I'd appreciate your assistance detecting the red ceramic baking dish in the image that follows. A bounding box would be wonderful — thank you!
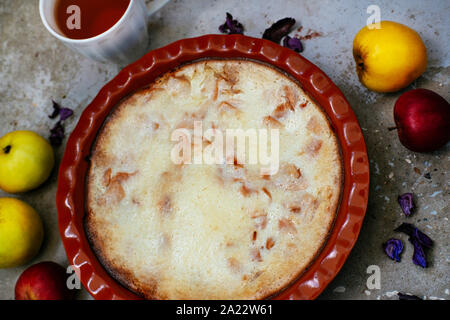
[56,34,369,300]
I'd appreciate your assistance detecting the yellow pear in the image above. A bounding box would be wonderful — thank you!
[0,198,44,268]
[0,131,54,193]
[353,21,427,92]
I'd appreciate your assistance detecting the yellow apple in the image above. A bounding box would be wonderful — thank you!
[353,21,427,92]
[0,198,44,268]
[0,130,54,193]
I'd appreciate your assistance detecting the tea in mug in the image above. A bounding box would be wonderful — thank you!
[55,0,131,39]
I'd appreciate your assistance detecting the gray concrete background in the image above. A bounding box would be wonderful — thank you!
[0,0,448,300]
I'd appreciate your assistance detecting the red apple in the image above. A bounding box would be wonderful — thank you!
[394,88,450,152]
[15,261,75,300]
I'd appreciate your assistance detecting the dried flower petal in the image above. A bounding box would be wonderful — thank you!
[49,121,65,146]
[262,18,295,43]
[409,237,427,268]
[283,35,303,52]
[395,223,433,268]
[218,12,244,35]
[398,292,422,300]
[59,108,74,121]
[394,223,433,248]
[49,100,73,121]
[49,100,61,119]
[382,238,403,262]
[398,193,415,217]
[47,100,73,147]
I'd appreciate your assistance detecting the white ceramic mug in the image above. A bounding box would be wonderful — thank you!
[39,0,169,64]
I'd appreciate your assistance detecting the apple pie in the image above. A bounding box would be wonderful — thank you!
[85,59,342,299]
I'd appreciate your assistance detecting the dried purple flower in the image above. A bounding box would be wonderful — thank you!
[383,238,403,262]
[395,223,433,268]
[49,100,73,121]
[48,100,73,146]
[59,108,74,121]
[262,18,296,44]
[394,223,433,248]
[398,292,422,300]
[218,13,244,35]
[283,35,303,53]
[409,237,428,268]
[397,193,415,217]
[49,121,65,146]
[48,100,61,119]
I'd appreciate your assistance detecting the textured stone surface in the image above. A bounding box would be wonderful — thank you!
[0,0,448,300]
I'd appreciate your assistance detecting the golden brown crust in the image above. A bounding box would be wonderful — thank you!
[85,59,343,300]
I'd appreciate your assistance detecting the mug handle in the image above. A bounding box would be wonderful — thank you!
[146,0,171,17]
